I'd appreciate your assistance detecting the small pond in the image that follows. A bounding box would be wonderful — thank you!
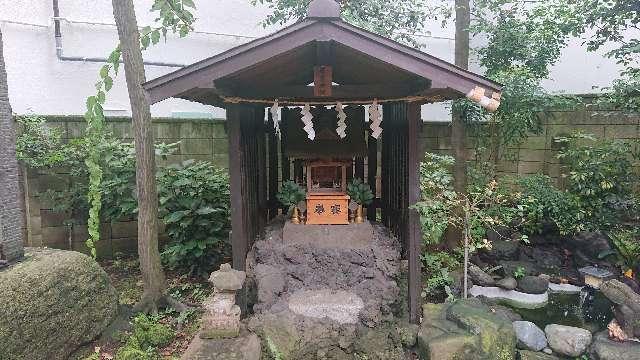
[513,287,613,332]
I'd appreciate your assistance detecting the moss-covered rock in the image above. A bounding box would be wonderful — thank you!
[446,300,517,360]
[0,248,119,360]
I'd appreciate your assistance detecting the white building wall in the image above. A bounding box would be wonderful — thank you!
[0,0,626,122]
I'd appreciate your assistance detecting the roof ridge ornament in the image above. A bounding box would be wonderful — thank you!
[307,0,341,19]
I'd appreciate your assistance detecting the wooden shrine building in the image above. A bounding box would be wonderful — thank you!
[144,0,502,323]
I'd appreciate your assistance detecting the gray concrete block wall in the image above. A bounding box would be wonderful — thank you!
[419,105,640,188]
[22,105,639,257]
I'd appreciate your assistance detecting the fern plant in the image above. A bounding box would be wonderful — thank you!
[347,178,374,205]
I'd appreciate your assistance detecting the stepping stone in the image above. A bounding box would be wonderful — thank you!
[469,285,548,309]
[288,289,364,324]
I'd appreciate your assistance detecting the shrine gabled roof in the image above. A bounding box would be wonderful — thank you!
[143,0,503,110]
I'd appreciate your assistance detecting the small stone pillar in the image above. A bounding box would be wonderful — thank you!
[200,263,246,339]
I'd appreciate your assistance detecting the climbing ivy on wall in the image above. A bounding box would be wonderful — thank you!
[83,0,196,257]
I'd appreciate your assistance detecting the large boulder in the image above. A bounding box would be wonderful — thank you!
[518,276,549,295]
[600,279,640,338]
[544,324,592,357]
[567,232,611,266]
[485,240,520,261]
[589,330,640,360]
[513,321,547,351]
[446,299,517,359]
[468,263,496,286]
[0,248,119,360]
[417,303,480,360]
[496,277,518,290]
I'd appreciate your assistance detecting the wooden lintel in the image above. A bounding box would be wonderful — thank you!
[217,83,426,100]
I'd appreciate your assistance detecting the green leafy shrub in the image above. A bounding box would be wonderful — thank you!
[421,250,460,301]
[346,178,374,205]
[276,180,306,210]
[158,160,231,277]
[413,153,456,246]
[115,314,174,360]
[556,132,637,231]
[514,174,581,235]
[16,115,89,216]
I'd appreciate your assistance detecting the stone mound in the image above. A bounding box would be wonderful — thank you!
[245,219,403,359]
[0,248,119,360]
[247,219,401,326]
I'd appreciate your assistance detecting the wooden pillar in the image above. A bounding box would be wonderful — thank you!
[255,107,268,233]
[227,104,249,271]
[407,102,422,324]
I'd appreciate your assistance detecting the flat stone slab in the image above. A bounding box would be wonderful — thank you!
[548,283,583,294]
[283,222,373,249]
[288,289,364,324]
[469,285,548,309]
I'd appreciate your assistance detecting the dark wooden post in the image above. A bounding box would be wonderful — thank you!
[407,102,422,324]
[227,104,249,271]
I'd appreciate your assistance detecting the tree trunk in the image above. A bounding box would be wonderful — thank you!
[453,0,470,193]
[112,0,170,313]
[445,0,471,249]
[0,27,26,262]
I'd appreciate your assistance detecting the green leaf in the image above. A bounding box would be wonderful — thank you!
[141,35,150,49]
[104,76,114,92]
[86,96,97,110]
[151,29,161,45]
[141,26,152,36]
[182,0,195,8]
[195,206,216,215]
[97,90,105,104]
[99,65,110,79]
[164,210,190,223]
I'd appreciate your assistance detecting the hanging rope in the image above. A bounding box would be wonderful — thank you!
[221,94,441,105]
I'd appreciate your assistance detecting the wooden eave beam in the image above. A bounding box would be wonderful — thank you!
[143,20,502,105]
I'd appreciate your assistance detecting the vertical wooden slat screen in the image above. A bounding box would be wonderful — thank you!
[227,104,269,271]
[380,101,422,323]
[381,102,409,253]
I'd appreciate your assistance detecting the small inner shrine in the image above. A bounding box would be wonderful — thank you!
[283,105,368,225]
[305,160,350,224]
